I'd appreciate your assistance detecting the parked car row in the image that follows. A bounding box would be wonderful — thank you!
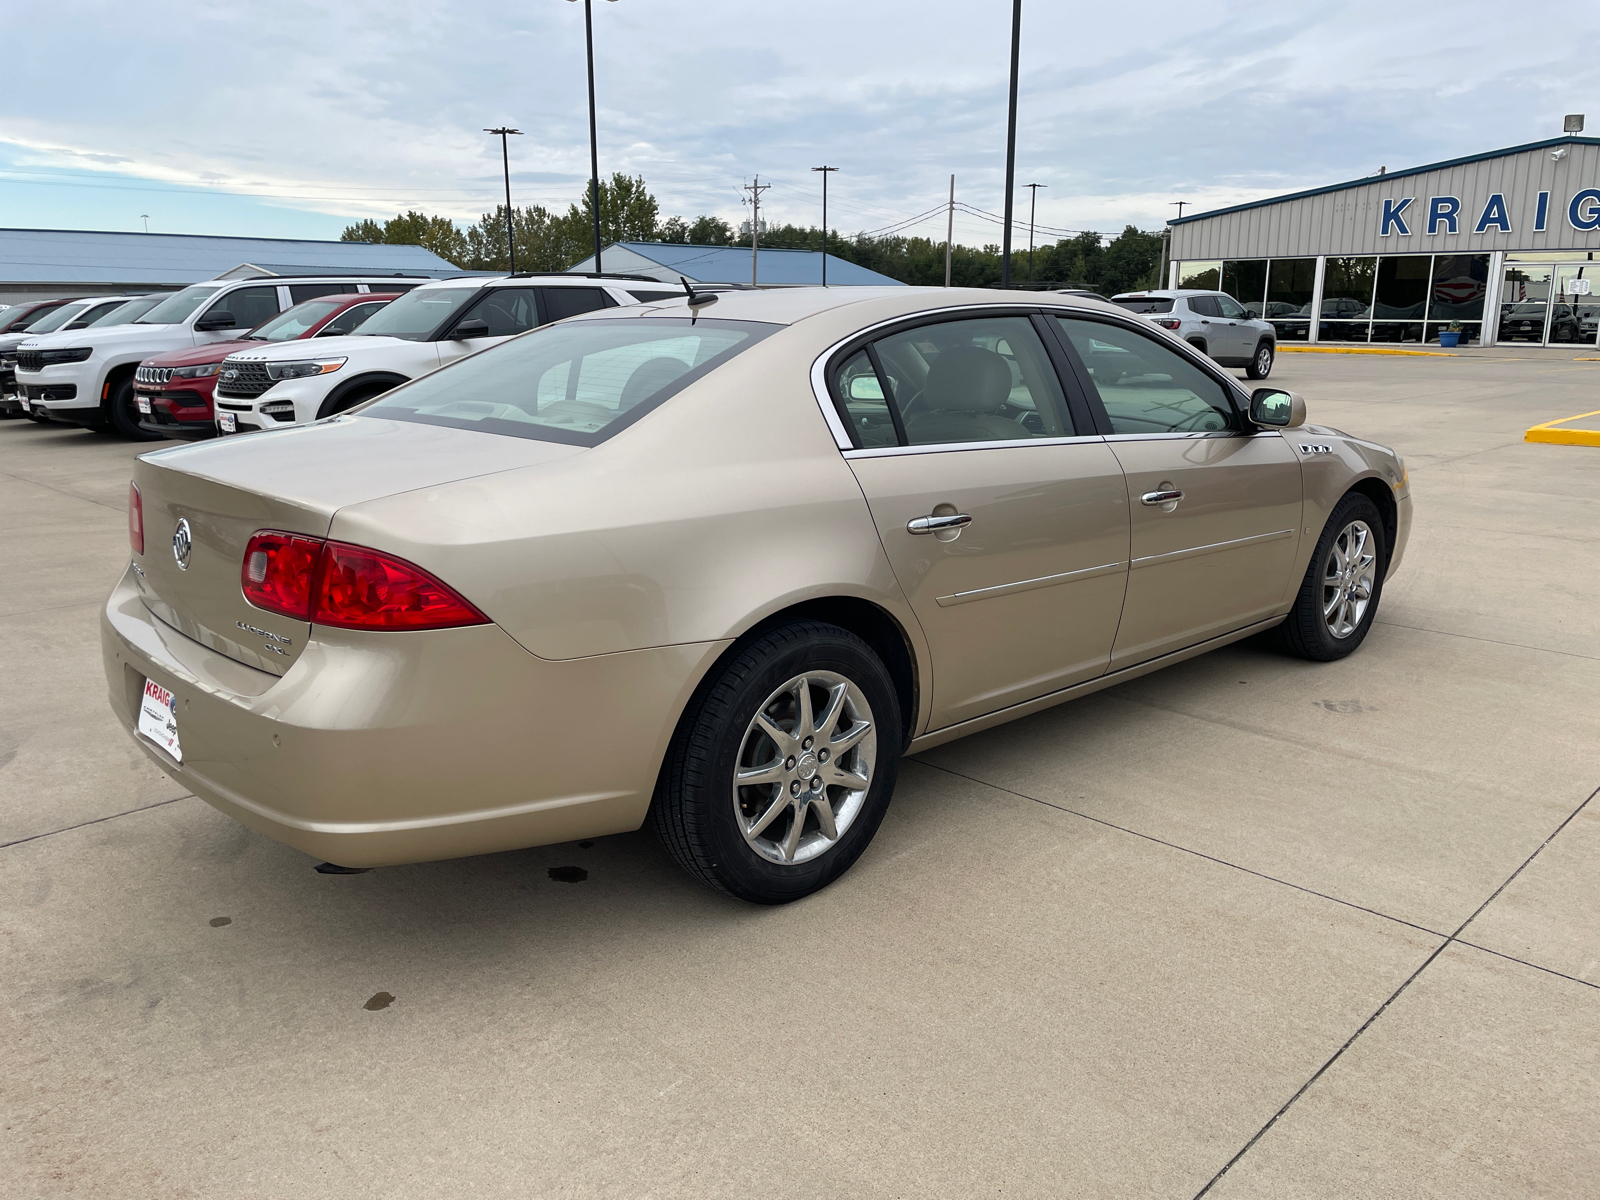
[6,271,684,440]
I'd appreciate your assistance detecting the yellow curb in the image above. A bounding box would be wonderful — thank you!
[1277,345,1456,357]
[1526,409,1600,447]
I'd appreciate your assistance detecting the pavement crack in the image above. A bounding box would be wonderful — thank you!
[1374,620,1600,662]
[1452,939,1600,992]
[1189,780,1599,1198]
[0,794,195,850]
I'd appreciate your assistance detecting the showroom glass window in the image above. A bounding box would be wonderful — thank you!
[1054,318,1236,436]
[1177,261,1221,291]
[1266,259,1315,341]
[1424,254,1489,345]
[1220,260,1268,316]
[1372,257,1430,343]
[1318,258,1377,342]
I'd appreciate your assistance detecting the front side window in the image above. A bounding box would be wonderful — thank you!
[853,315,1073,447]
[364,317,773,446]
[22,300,96,335]
[460,288,539,337]
[1055,318,1236,435]
[349,287,479,341]
[204,286,280,329]
[138,284,225,324]
[1215,294,1248,320]
[319,301,388,337]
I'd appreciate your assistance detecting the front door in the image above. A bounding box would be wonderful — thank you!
[835,314,1131,730]
[1551,265,1600,346]
[1213,293,1255,359]
[1051,315,1304,668]
[1498,264,1551,345]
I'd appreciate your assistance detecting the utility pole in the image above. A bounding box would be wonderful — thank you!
[1170,200,1187,221]
[1000,0,1022,286]
[484,127,523,271]
[1024,182,1046,282]
[140,214,149,234]
[743,176,770,287]
[811,166,838,286]
[945,174,955,287]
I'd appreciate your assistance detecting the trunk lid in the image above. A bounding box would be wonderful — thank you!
[130,416,583,674]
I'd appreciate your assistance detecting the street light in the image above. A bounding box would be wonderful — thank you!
[1000,0,1022,287]
[1024,182,1046,282]
[483,126,522,272]
[811,166,838,286]
[568,0,619,274]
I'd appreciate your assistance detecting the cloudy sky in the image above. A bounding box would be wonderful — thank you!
[3,1,1596,249]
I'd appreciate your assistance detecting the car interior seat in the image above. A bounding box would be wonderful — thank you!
[901,346,1022,443]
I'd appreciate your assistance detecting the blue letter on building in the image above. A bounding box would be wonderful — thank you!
[1380,197,1413,237]
[1474,193,1512,234]
[1535,191,1550,232]
[1569,189,1600,231]
[1427,196,1460,235]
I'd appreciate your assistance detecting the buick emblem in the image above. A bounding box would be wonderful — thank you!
[172,518,193,571]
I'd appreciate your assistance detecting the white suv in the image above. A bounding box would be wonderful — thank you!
[15,275,432,438]
[210,275,674,433]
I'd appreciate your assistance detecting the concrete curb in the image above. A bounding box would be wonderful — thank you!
[1525,409,1600,447]
[1278,346,1456,358]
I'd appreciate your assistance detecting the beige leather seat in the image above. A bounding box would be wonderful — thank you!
[901,347,1022,444]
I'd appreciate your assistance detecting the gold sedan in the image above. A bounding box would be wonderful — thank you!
[103,286,1411,903]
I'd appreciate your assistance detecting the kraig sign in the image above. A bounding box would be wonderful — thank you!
[1380,189,1600,236]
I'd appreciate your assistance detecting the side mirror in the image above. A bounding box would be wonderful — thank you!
[195,311,236,331]
[452,318,491,340]
[1249,387,1307,429]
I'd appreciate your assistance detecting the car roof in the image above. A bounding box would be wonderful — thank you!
[1110,290,1222,300]
[563,285,1125,329]
[405,273,656,295]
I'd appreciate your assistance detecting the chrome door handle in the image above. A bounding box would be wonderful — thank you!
[1141,489,1184,506]
[908,513,973,534]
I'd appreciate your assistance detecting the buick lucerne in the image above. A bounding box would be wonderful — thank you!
[104,287,1411,903]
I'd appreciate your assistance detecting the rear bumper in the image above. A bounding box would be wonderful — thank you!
[101,566,723,866]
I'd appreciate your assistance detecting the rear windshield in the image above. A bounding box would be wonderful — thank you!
[138,284,225,325]
[363,317,775,446]
[88,295,162,327]
[347,287,477,341]
[1111,297,1174,314]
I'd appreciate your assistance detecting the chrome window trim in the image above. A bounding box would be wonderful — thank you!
[842,433,1107,459]
[1098,429,1284,443]
[808,300,1113,452]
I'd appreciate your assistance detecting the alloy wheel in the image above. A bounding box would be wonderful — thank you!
[732,671,876,865]
[1322,519,1376,638]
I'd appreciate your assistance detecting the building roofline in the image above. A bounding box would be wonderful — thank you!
[1169,135,1600,228]
[0,226,431,248]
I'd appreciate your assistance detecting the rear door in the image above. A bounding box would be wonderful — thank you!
[835,313,1130,730]
[1051,315,1303,669]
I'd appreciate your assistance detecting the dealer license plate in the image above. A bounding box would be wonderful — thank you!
[217,411,237,433]
[137,677,182,762]
[136,395,151,414]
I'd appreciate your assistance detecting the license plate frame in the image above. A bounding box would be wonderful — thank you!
[217,411,237,434]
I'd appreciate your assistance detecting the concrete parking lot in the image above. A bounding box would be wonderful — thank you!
[3,347,1597,1199]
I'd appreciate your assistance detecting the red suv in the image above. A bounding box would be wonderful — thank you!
[135,292,401,440]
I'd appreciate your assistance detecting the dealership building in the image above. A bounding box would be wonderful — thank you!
[1167,134,1600,347]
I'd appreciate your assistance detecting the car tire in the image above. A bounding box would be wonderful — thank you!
[1245,341,1275,379]
[104,377,162,441]
[316,382,399,420]
[1272,492,1388,662]
[652,620,902,904]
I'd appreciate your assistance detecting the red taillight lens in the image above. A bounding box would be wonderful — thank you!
[314,541,488,630]
[240,532,488,631]
[128,483,143,554]
[1156,318,1182,330]
[241,530,322,620]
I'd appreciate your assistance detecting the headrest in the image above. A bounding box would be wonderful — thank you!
[923,346,1012,413]
[620,356,690,410]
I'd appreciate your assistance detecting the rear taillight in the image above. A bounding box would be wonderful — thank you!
[1155,318,1182,330]
[128,483,143,554]
[240,531,488,631]
[242,531,322,620]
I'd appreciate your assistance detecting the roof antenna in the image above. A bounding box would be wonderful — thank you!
[681,274,717,323]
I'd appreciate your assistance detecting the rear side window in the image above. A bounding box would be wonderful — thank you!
[540,287,613,322]
[1111,297,1174,314]
[364,317,774,446]
[834,350,899,448]
[1187,295,1222,317]
[628,288,683,303]
[1054,318,1236,435]
[206,286,280,328]
[290,283,357,302]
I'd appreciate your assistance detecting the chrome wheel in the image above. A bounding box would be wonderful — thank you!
[1322,519,1377,639]
[733,671,876,865]
[1255,345,1273,375]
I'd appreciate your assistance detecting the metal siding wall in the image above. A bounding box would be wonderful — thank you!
[1171,144,1600,263]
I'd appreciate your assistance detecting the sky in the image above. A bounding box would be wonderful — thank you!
[2,0,1597,252]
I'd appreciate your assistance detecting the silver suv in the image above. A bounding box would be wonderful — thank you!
[1110,289,1276,379]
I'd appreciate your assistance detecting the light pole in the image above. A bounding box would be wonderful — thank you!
[1024,182,1046,282]
[568,0,618,274]
[811,166,838,285]
[1000,0,1022,287]
[484,127,522,272]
